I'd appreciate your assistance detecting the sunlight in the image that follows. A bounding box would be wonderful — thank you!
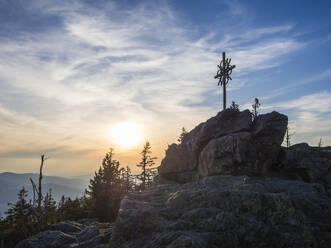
[110,122,143,149]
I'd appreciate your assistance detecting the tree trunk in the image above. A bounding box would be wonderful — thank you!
[38,155,45,209]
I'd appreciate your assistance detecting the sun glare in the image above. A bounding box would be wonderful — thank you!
[110,122,143,149]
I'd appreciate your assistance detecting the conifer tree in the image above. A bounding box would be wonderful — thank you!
[5,187,32,241]
[252,98,260,120]
[43,189,57,225]
[230,101,239,111]
[85,148,124,221]
[177,127,188,143]
[137,141,157,190]
[122,166,134,193]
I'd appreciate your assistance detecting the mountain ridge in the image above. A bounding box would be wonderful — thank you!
[0,172,90,216]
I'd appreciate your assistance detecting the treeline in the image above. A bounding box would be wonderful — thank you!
[0,141,157,247]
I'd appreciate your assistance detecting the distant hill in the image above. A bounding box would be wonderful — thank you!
[0,172,91,216]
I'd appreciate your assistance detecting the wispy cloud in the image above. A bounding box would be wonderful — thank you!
[260,69,331,101]
[264,92,331,135]
[0,0,315,175]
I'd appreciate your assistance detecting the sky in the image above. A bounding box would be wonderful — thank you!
[0,0,331,177]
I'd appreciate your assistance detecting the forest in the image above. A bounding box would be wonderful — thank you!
[0,142,157,247]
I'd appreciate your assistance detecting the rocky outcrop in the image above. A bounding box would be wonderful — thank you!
[249,111,289,174]
[158,109,252,181]
[110,175,331,248]
[15,220,112,248]
[277,143,331,192]
[198,131,251,177]
[159,109,288,182]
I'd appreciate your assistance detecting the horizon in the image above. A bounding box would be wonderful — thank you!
[1,0,331,177]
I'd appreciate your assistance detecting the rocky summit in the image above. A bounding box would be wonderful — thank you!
[110,109,331,248]
[158,109,288,182]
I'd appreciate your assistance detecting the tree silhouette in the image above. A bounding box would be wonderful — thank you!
[43,189,57,225]
[137,141,157,190]
[252,98,260,120]
[85,148,124,221]
[285,127,295,147]
[177,127,188,143]
[122,166,134,193]
[214,52,236,111]
[5,187,32,242]
[230,101,239,111]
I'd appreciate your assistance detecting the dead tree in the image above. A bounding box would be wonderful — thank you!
[29,154,48,230]
[285,127,295,147]
[214,52,236,111]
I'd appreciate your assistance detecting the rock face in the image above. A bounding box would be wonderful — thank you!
[110,175,331,248]
[158,109,253,179]
[159,109,288,182]
[198,131,251,177]
[278,143,331,193]
[110,111,330,247]
[15,220,113,248]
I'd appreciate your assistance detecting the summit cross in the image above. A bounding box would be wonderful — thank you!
[214,52,236,111]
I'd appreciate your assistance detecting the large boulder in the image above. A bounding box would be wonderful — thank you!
[181,109,252,156]
[15,221,113,248]
[158,109,252,181]
[110,176,331,248]
[159,110,287,181]
[15,231,76,248]
[50,221,83,234]
[277,143,331,193]
[248,111,288,174]
[198,132,251,177]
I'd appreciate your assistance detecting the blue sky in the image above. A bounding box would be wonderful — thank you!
[0,0,330,176]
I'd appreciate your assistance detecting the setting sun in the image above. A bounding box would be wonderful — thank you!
[110,122,143,149]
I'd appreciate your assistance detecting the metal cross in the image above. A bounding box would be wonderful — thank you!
[214,52,236,110]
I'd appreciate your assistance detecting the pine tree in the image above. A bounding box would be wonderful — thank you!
[230,101,239,111]
[145,168,158,188]
[103,149,123,221]
[122,166,134,193]
[5,187,33,241]
[252,98,260,121]
[85,148,124,221]
[43,189,57,225]
[177,127,188,143]
[136,141,157,190]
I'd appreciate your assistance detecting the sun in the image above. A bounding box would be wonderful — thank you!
[110,122,143,149]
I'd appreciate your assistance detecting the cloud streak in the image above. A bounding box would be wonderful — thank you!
[264,92,331,134]
[0,0,318,175]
